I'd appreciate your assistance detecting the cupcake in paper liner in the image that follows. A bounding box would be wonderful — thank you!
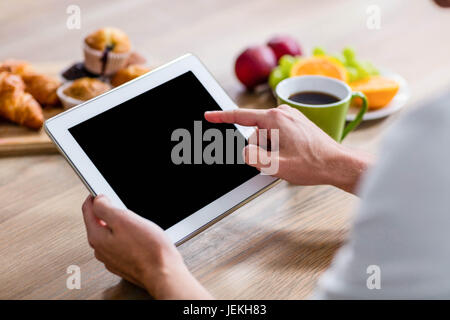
[83,27,131,76]
[57,77,111,109]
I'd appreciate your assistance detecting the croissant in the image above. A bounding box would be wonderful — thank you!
[0,59,34,76]
[0,59,60,106]
[0,72,44,130]
[22,73,60,106]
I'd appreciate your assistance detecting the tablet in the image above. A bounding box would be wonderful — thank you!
[45,54,277,245]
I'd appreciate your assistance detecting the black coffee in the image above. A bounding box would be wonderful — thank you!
[289,91,340,105]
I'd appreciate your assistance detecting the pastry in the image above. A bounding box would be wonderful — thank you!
[125,51,147,67]
[21,73,60,106]
[83,27,131,75]
[0,59,34,76]
[63,77,110,101]
[85,27,131,53]
[58,77,110,109]
[111,64,150,87]
[0,72,44,130]
[0,59,61,107]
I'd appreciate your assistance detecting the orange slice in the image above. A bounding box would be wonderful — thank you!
[290,56,348,82]
[350,76,399,110]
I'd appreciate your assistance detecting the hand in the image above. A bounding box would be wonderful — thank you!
[205,105,373,193]
[82,195,213,299]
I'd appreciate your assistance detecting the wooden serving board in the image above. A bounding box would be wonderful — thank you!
[0,63,67,157]
[0,108,63,156]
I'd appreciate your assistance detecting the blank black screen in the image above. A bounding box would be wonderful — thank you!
[69,71,258,230]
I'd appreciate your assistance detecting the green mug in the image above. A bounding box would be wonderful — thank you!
[275,75,368,142]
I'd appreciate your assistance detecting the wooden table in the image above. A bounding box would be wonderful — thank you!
[1,0,450,299]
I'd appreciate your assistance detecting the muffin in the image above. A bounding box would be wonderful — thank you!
[83,27,131,75]
[111,64,150,87]
[57,77,111,109]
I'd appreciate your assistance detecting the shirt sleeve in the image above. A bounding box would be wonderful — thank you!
[313,92,450,299]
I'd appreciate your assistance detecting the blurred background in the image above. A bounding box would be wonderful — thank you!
[1,0,449,106]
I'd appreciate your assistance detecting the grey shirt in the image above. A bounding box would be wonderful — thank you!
[313,92,450,299]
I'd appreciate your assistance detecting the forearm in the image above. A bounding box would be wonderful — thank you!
[324,145,375,194]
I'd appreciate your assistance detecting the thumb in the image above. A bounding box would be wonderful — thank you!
[92,195,124,227]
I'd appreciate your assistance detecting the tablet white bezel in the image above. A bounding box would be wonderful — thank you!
[45,53,278,245]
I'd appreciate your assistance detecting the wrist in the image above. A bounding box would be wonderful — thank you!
[141,247,183,298]
[142,248,212,299]
[323,145,374,194]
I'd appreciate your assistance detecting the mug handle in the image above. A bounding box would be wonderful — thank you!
[340,91,368,141]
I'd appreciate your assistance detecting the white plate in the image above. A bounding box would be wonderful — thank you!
[346,70,410,121]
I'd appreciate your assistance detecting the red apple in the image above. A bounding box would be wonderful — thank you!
[434,0,450,7]
[234,45,277,90]
[267,35,302,61]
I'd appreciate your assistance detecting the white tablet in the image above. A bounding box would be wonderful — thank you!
[45,54,277,245]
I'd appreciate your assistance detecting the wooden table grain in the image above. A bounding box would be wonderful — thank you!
[1,0,450,299]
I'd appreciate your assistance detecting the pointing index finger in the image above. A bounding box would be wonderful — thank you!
[204,108,268,128]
